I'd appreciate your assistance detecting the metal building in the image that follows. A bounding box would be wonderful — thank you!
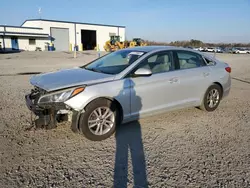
[22,19,126,51]
[0,19,126,52]
[0,25,49,51]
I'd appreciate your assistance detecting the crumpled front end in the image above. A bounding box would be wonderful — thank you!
[25,87,71,129]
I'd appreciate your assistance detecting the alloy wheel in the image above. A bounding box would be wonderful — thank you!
[88,107,115,135]
[207,89,220,108]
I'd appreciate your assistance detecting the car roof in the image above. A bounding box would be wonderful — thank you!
[124,45,193,52]
[122,45,218,61]
[124,45,212,55]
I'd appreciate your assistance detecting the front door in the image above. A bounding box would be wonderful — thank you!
[11,37,19,50]
[127,51,180,118]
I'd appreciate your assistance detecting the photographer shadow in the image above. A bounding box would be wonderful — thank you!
[114,79,148,188]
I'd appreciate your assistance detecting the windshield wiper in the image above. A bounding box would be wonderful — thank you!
[85,67,106,74]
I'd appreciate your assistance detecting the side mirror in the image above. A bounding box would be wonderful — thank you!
[134,68,152,77]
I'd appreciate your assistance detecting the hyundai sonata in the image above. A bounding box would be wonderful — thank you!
[25,46,231,141]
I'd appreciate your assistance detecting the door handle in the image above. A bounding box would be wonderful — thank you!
[169,77,179,83]
[169,79,174,83]
[203,72,210,77]
[173,78,179,82]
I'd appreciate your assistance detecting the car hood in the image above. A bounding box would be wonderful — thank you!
[30,67,115,92]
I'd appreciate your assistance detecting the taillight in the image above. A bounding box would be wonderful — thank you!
[225,67,231,73]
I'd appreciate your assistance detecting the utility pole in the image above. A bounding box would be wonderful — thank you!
[38,8,42,19]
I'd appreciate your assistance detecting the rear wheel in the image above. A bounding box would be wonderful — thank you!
[200,84,222,112]
[79,98,118,141]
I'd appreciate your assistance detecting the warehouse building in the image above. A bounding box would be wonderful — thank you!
[0,19,126,51]
[0,25,49,51]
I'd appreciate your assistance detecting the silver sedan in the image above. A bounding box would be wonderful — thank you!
[25,46,231,141]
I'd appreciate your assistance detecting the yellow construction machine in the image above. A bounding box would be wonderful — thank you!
[129,38,147,47]
[104,37,147,51]
[104,36,127,52]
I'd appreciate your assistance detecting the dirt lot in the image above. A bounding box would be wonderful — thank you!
[0,51,250,188]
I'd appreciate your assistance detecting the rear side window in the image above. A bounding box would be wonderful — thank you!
[204,57,216,66]
[176,51,207,70]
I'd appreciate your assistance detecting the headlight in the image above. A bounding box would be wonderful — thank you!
[38,87,85,104]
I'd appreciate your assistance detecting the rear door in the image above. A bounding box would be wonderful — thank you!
[172,50,212,105]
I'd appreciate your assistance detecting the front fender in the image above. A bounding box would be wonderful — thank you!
[64,79,131,118]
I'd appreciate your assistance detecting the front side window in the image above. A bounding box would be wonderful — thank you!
[132,51,174,75]
[83,50,146,75]
[176,51,206,70]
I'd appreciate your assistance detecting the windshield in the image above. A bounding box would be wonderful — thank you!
[83,50,146,75]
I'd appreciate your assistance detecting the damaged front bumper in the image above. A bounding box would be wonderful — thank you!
[25,94,43,115]
[25,88,72,129]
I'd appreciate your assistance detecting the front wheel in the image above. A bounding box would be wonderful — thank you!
[79,99,118,141]
[200,84,222,112]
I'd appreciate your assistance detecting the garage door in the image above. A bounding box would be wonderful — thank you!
[51,28,69,51]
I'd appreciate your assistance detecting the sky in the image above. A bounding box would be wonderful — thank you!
[0,0,250,43]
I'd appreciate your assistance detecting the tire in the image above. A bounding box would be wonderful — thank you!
[200,84,222,112]
[79,98,118,141]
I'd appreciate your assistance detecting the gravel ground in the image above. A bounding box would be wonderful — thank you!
[0,51,250,188]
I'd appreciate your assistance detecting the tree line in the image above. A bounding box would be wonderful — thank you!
[145,39,250,48]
